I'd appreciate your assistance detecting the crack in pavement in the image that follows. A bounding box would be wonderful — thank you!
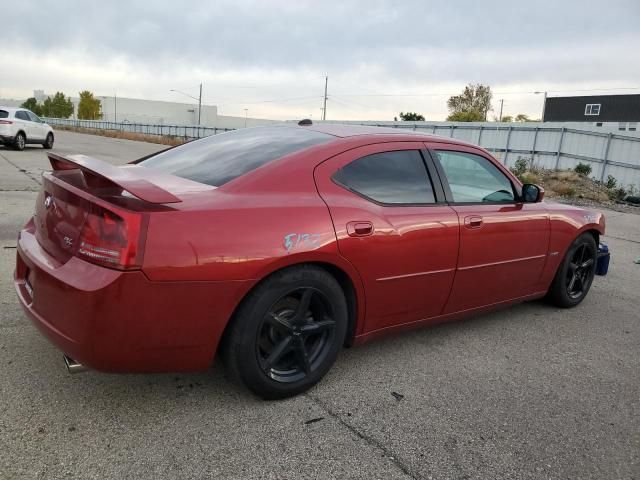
[0,189,39,192]
[0,151,42,186]
[305,393,420,480]
[606,235,640,245]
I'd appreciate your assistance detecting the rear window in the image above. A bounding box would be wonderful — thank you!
[0,110,8,119]
[137,127,333,186]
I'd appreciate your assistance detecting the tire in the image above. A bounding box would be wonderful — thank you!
[14,132,26,151]
[43,133,54,149]
[221,265,348,399]
[547,233,597,308]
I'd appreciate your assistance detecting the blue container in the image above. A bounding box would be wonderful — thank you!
[596,244,610,276]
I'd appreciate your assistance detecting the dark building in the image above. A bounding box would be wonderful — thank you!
[543,94,640,131]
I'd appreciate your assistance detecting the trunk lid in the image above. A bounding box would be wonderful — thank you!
[34,153,214,265]
[34,172,91,263]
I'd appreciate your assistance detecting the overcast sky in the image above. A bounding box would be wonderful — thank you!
[2,0,639,121]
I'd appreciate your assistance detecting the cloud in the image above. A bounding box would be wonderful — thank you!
[2,0,639,120]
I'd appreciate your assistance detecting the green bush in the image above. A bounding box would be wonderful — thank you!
[510,156,531,180]
[574,162,592,176]
[605,175,617,190]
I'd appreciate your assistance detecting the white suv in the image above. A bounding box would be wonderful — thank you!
[0,107,55,150]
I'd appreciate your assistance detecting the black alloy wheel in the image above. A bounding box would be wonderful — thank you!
[548,233,597,308]
[257,287,337,383]
[222,265,348,399]
[566,243,596,299]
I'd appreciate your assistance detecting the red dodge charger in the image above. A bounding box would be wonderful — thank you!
[14,124,608,398]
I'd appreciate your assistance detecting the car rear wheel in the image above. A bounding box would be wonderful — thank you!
[221,265,348,399]
[547,233,597,308]
[14,132,26,151]
[43,133,54,149]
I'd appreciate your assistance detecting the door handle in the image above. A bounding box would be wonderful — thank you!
[347,221,374,237]
[464,215,483,228]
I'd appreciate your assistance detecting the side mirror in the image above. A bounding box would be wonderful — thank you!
[522,184,544,203]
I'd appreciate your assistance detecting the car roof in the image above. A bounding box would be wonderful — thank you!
[300,123,432,138]
[293,123,479,149]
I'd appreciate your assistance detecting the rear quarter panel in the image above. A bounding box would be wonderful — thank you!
[142,190,341,282]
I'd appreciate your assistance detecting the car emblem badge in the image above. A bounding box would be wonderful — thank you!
[64,236,73,248]
[44,196,53,209]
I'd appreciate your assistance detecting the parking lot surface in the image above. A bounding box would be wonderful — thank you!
[1,131,638,479]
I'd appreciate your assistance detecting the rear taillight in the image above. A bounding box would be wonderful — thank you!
[77,204,145,270]
[0,120,13,124]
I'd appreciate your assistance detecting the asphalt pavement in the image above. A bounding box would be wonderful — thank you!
[1,131,638,479]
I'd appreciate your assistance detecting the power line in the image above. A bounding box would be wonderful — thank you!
[210,95,322,107]
[330,86,640,98]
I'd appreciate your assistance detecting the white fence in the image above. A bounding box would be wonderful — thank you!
[45,118,640,188]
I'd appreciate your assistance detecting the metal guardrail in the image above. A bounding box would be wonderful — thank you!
[43,117,233,139]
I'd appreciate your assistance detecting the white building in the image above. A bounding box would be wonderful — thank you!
[3,91,280,129]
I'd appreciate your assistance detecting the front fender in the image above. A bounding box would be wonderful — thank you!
[538,206,606,289]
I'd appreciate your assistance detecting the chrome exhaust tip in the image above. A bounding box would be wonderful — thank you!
[63,354,88,374]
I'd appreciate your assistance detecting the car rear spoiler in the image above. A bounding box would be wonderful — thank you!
[48,153,182,204]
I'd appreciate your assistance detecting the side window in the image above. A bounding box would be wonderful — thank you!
[15,111,30,121]
[434,150,515,203]
[26,111,41,123]
[333,150,436,205]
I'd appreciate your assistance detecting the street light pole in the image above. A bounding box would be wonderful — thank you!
[170,85,203,125]
[244,108,248,128]
[198,83,202,126]
[534,91,547,122]
[114,93,117,123]
[322,76,328,121]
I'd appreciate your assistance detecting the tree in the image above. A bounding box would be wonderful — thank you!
[398,111,425,121]
[501,115,513,122]
[446,83,492,121]
[515,113,530,122]
[77,90,102,120]
[447,110,485,122]
[42,92,74,118]
[20,97,43,116]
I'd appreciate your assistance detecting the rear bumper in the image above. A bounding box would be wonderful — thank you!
[14,222,253,373]
[1,134,14,143]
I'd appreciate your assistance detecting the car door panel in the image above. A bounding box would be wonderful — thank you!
[427,144,550,313]
[314,142,459,333]
[443,203,550,313]
[26,111,45,140]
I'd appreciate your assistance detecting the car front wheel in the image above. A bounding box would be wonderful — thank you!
[221,265,348,399]
[43,133,54,149]
[547,233,597,308]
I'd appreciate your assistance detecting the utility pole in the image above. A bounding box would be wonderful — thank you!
[114,93,117,123]
[499,99,504,122]
[322,76,328,121]
[244,108,248,128]
[198,83,202,126]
